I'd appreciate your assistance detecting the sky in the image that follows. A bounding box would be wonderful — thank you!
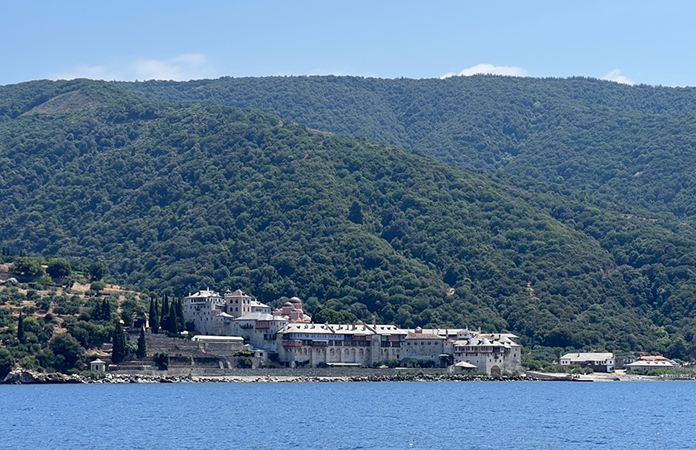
[1,0,695,87]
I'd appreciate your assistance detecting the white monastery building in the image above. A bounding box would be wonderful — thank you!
[182,288,522,374]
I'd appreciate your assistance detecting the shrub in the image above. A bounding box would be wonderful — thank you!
[237,357,253,368]
[153,353,169,370]
[90,281,107,293]
[0,348,15,379]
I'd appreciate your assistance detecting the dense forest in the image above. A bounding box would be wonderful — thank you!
[124,75,696,219]
[1,78,696,361]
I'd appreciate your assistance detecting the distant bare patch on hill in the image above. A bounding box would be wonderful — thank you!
[21,90,102,116]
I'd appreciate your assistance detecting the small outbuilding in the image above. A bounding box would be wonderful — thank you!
[90,359,106,372]
[625,360,677,373]
[192,335,244,355]
[450,361,478,373]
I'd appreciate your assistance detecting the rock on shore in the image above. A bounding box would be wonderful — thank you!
[2,370,85,384]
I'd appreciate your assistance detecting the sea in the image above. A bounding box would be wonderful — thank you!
[0,380,693,450]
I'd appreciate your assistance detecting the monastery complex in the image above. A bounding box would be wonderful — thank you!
[183,288,522,375]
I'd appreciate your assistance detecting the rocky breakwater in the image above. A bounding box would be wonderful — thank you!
[2,370,85,384]
[2,370,533,384]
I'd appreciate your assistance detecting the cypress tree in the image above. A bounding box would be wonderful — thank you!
[111,323,127,364]
[175,298,185,332]
[98,299,112,321]
[166,300,177,333]
[161,295,169,330]
[136,326,147,359]
[17,312,25,343]
[148,298,160,333]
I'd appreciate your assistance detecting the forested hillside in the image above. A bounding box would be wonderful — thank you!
[2,79,696,359]
[125,76,696,219]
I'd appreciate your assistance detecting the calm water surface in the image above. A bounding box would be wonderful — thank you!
[1,381,694,450]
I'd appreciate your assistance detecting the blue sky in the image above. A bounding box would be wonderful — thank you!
[1,0,694,86]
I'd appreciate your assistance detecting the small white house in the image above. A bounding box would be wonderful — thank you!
[560,353,615,372]
[90,359,106,372]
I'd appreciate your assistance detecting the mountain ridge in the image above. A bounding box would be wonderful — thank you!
[1,79,695,358]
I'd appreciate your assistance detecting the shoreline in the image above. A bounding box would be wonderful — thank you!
[2,370,531,384]
[3,369,695,385]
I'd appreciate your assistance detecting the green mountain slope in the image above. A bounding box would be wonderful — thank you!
[124,75,696,219]
[2,81,696,357]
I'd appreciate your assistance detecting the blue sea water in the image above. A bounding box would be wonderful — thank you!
[0,381,694,450]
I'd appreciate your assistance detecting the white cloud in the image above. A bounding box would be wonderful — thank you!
[441,63,528,79]
[602,69,634,85]
[50,54,216,81]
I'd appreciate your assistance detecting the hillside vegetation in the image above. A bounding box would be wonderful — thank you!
[125,75,696,219]
[1,80,696,360]
[0,253,150,376]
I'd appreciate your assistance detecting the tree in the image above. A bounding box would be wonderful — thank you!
[50,333,86,373]
[0,348,14,379]
[46,259,71,280]
[164,300,177,333]
[148,298,160,333]
[667,336,688,360]
[313,308,357,324]
[93,298,111,321]
[160,296,169,330]
[136,326,147,359]
[348,201,363,224]
[153,352,169,370]
[175,298,185,332]
[16,312,25,343]
[111,322,128,364]
[161,296,178,334]
[90,281,107,293]
[12,257,43,277]
[88,262,107,281]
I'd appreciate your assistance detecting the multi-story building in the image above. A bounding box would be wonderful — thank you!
[451,330,522,374]
[224,289,255,318]
[183,289,226,335]
[182,288,522,374]
[560,352,615,372]
[229,312,287,351]
[276,322,407,367]
[402,327,446,364]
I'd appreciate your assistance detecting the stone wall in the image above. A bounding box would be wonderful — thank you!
[113,366,424,377]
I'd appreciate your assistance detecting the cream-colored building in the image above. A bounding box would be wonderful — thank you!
[183,289,226,335]
[224,289,254,318]
[451,330,522,374]
[276,322,407,367]
[184,288,274,335]
[402,327,446,364]
[229,312,288,351]
[560,352,615,372]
